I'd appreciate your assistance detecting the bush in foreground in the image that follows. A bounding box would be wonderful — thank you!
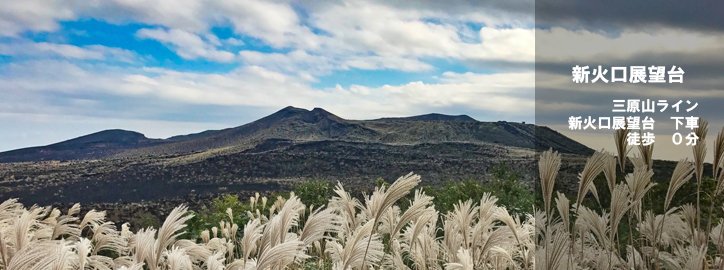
[537,120,724,269]
[0,173,533,269]
[10,119,723,269]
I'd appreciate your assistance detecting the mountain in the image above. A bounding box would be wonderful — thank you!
[0,129,162,163]
[123,106,381,157]
[379,113,477,122]
[0,106,594,205]
[0,106,591,163]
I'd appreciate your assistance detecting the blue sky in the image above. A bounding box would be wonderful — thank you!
[0,0,534,151]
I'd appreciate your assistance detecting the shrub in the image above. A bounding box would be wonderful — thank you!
[536,120,724,269]
[0,173,533,269]
[425,165,534,215]
[293,180,334,208]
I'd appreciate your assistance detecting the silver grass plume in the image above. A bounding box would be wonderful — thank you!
[714,127,724,195]
[154,205,193,268]
[625,167,655,221]
[444,248,473,270]
[299,207,341,246]
[249,240,307,270]
[390,190,435,238]
[637,143,654,170]
[51,204,81,240]
[602,152,618,194]
[359,172,420,268]
[327,220,384,270]
[240,219,263,262]
[665,159,695,210]
[614,127,630,173]
[575,151,608,208]
[555,192,570,232]
[693,118,708,230]
[608,183,631,246]
[539,149,561,215]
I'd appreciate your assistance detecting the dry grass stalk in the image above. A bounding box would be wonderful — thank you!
[615,128,630,173]
[693,118,708,231]
[0,172,530,270]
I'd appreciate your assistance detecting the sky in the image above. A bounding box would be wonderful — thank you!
[0,0,535,151]
[3,1,722,162]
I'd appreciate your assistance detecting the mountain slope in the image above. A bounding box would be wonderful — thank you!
[121,106,381,157]
[0,106,592,163]
[0,106,595,206]
[0,130,162,163]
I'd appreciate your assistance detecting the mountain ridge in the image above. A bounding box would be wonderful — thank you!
[0,106,595,206]
[0,129,163,163]
[0,106,592,163]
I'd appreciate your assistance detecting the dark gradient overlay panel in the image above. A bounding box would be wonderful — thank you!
[535,1,724,268]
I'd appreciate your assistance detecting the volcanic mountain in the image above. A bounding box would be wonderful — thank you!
[0,129,163,163]
[0,106,590,163]
[0,107,592,205]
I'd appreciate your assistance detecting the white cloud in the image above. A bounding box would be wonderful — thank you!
[0,40,137,62]
[0,0,535,75]
[1,60,130,95]
[239,48,435,80]
[310,2,461,58]
[331,71,534,118]
[308,1,534,63]
[0,0,308,46]
[238,50,335,80]
[343,55,434,72]
[223,37,244,46]
[124,67,533,119]
[468,27,535,62]
[136,28,235,62]
[213,0,318,48]
[0,59,532,120]
[230,1,534,77]
[358,0,533,27]
[537,27,724,63]
[0,0,75,36]
[81,0,209,32]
